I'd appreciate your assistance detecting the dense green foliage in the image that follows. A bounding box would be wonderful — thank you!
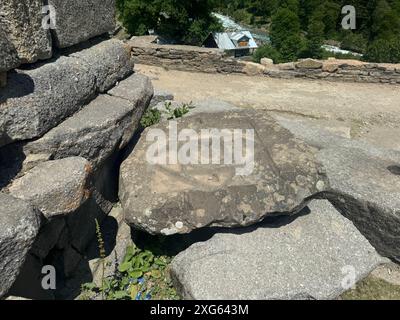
[216,0,400,63]
[116,0,222,45]
[117,0,400,63]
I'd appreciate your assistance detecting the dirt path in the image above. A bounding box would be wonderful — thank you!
[137,64,400,151]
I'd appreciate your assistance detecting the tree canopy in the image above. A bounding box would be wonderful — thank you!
[216,0,400,62]
[117,0,400,62]
[116,0,222,45]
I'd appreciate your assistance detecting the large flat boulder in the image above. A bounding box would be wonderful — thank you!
[8,157,92,219]
[0,0,52,63]
[276,117,400,260]
[49,0,116,48]
[120,110,328,235]
[0,193,41,298]
[171,200,387,300]
[319,147,400,261]
[0,40,134,148]
[23,74,153,169]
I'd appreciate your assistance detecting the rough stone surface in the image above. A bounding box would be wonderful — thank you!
[296,59,323,69]
[171,200,387,300]
[190,99,240,115]
[49,0,116,48]
[319,147,400,261]
[30,218,66,259]
[66,151,122,254]
[276,118,400,260]
[107,73,154,106]
[150,89,174,107]
[0,26,19,72]
[70,39,134,93]
[241,61,266,76]
[24,80,151,169]
[278,62,296,70]
[0,40,135,147]
[260,58,274,66]
[0,0,52,63]
[0,193,41,298]
[0,72,7,88]
[0,56,96,147]
[9,157,92,219]
[323,62,339,73]
[120,109,329,235]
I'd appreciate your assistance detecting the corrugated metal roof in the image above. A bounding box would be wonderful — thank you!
[212,31,258,50]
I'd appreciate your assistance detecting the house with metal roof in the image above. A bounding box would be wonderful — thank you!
[203,31,258,57]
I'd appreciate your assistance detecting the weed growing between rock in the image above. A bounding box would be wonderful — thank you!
[140,102,193,128]
[81,237,179,300]
[140,109,162,128]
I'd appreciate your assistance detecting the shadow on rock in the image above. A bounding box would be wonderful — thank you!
[133,206,312,257]
[0,142,26,189]
[0,72,34,102]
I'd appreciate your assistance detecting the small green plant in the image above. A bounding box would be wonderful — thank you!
[140,109,162,128]
[164,101,192,120]
[95,219,106,300]
[81,242,179,300]
[140,102,193,129]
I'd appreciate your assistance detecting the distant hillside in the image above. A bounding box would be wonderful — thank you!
[116,0,400,63]
[214,0,400,63]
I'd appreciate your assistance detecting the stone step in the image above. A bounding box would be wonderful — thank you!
[0,193,41,298]
[171,200,387,300]
[22,73,153,170]
[0,39,133,148]
[8,157,92,220]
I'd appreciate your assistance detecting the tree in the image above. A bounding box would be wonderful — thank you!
[306,18,325,58]
[270,8,305,62]
[253,44,282,63]
[371,0,400,41]
[365,38,400,63]
[340,31,368,53]
[117,0,222,46]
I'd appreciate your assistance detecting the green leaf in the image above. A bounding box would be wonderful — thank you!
[112,291,130,300]
[129,270,143,279]
[151,269,162,279]
[155,257,167,267]
[130,285,139,299]
[118,261,132,273]
[81,282,97,291]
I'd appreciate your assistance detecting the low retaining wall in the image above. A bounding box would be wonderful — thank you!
[130,36,244,74]
[129,36,400,85]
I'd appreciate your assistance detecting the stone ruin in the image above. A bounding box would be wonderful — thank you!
[1,0,399,300]
[0,0,153,299]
